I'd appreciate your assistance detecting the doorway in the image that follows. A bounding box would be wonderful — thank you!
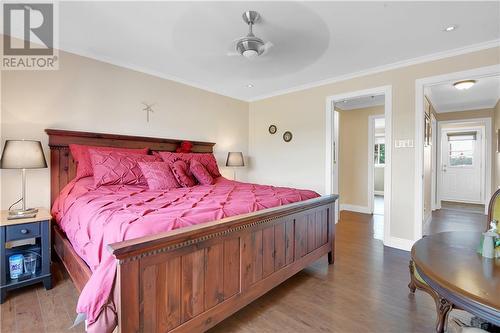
[415,65,500,240]
[371,115,386,216]
[325,85,392,246]
[439,124,485,205]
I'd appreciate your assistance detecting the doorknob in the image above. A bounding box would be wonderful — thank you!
[442,164,447,172]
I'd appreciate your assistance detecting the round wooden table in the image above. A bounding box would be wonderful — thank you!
[409,232,500,333]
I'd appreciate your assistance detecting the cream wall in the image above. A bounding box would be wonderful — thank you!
[0,50,249,210]
[338,105,384,207]
[248,47,500,242]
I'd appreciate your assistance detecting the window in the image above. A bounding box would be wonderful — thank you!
[447,132,475,167]
[374,137,385,166]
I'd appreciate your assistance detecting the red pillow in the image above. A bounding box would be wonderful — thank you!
[137,162,180,190]
[171,160,197,187]
[70,144,149,180]
[190,159,214,185]
[89,150,159,187]
[158,152,221,178]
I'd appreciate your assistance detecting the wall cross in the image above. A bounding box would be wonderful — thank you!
[141,102,155,122]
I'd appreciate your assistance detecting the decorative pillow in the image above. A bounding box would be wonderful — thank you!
[171,160,197,187]
[89,150,159,187]
[70,144,149,180]
[190,159,214,185]
[137,162,180,190]
[158,152,221,178]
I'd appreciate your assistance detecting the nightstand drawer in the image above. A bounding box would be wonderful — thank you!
[5,223,40,241]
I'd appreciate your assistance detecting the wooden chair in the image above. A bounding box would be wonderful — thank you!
[487,188,500,231]
[408,260,453,333]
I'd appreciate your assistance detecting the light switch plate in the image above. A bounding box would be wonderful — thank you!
[395,139,414,148]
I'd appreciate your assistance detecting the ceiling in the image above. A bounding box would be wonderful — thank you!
[7,2,500,101]
[335,94,384,111]
[426,76,500,113]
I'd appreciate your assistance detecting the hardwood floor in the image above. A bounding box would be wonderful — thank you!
[4,209,477,333]
[440,201,485,215]
[210,211,436,333]
[425,207,487,235]
[0,261,85,333]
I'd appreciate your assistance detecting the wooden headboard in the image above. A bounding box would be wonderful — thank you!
[45,129,215,206]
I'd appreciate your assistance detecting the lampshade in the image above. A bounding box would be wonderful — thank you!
[226,152,245,167]
[0,140,47,169]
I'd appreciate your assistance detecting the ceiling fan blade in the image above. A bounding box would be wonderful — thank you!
[226,37,243,57]
[260,41,274,55]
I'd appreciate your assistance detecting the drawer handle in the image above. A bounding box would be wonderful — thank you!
[20,229,29,234]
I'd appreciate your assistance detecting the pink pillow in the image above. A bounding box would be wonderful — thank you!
[190,159,214,185]
[137,162,180,190]
[70,144,149,180]
[158,152,221,178]
[89,150,159,187]
[171,160,197,187]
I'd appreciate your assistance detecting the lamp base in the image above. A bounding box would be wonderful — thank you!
[8,208,38,220]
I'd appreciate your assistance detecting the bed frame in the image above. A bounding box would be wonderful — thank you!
[46,129,337,333]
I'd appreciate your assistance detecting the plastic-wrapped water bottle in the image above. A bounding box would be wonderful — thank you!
[9,254,24,279]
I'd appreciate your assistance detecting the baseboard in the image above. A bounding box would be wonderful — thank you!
[340,204,371,214]
[374,191,384,196]
[383,237,414,251]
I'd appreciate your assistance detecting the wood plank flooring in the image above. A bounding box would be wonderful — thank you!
[3,209,482,333]
[425,206,487,235]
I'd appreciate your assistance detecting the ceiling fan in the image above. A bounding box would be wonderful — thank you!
[228,11,273,59]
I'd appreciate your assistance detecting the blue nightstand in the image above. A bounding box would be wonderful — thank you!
[0,208,52,303]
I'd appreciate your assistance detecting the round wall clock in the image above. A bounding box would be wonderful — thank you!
[268,125,277,134]
[283,131,293,142]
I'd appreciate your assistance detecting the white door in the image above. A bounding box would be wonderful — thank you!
[440,129,483,203]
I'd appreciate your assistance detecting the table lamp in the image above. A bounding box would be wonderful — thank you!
[0,140,47,219]
[226,152,245,180]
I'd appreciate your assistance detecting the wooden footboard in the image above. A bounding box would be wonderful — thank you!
[109,195,337,333]
[46,129,337,332]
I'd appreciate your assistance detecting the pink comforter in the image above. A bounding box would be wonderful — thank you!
[52,177,319,325]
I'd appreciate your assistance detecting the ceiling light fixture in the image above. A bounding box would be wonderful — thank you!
[246,84,254,88]
[228,11,273,59]
[444,25,457,32]
[453,80,476,90]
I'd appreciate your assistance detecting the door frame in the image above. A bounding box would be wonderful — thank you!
[414,64,500,241]
[437,119,490,208]
[325,85,392,246]
[431,114,438,211]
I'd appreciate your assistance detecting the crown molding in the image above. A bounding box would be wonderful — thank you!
[248,39,500,102]
[436,101,499,114]
[56,39,499,103]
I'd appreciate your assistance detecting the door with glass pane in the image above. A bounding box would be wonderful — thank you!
[440,129,482,203]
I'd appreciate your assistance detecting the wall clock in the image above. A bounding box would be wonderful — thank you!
[283,131,293,142]
[268,125,277,134]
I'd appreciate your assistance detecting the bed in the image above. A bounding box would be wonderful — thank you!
[46,129,338,333]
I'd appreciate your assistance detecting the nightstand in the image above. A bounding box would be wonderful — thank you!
[0,208,52,303]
